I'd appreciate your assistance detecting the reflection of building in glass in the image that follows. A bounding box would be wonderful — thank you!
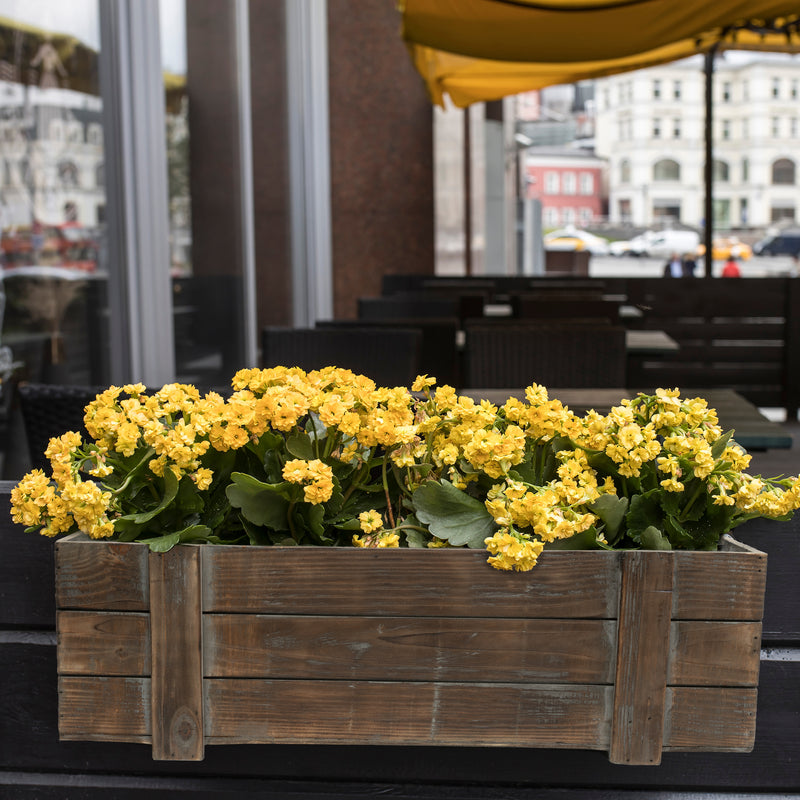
[596,55,800,229]
[0,80,104,228]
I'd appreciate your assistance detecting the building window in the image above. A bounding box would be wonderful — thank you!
[653,159,680,181]
[773,77,781,98]
[66,122,83,144]
[562,207,575,224]
[722,81,732,102]
[772,117,781,137]
[742,80,749,102]
[722,119,731,139]
[772,158,796,185]
[653,117,661,138]
[562,172,577,194]
[771,205,795,223]
[96,163,105,188]
[544,172,559,194]
[579,173,593,194]
[713,159,730,182]
[714,199,731,228]
[49,119,64,141]
[653,79,661,99]
[742,157,749,182]
[673,80,681,100]
[793,79,799,100]
[742,118,749,140]
[673,118,681,138]
[740,197,748,225]
[87,123,103,147]
[544,206,559,227]
[618,198,631,222]
[792,118,798,138]
[58,160,80,187]
[579,207,592,225]
[620,159,631,184]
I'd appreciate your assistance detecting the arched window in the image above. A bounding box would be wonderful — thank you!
[653,159,680,181]
[742,157,749,182]
[58,160,80,188]
[713,160,730,182]
[772,158,795,185]
[620,159,631,184]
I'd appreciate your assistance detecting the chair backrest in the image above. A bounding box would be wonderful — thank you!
[316,317,461,387]
[358,293,486,322]
[18,383,104,472]
[512,296,621,324]
[261,327,423,387]
[463,322,627,389]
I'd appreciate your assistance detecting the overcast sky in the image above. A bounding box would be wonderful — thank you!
[0,0,187,73]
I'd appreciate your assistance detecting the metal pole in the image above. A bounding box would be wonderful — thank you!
[464,107,472,276]
[703,46,717,278]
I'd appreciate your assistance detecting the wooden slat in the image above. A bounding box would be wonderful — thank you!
[55,536,149,611]
[149,547,203,761]
[58,676,150,742]
[609,551,673,765]
[57,611,150,676]
[203,615,617,684]
[202,548,621,618]
[204,679,612,748]
[664,687,758,751]
[673,551,767,620]
[668,621,762,687]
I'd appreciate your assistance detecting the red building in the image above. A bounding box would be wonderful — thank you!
[524,147,608,229]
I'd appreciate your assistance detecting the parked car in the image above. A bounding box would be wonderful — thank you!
[544,227,609,255]
[609,229,700,259]
[696,237,752,261]
[753,230,800,257]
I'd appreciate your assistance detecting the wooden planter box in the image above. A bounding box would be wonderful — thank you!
[55,534,766,765]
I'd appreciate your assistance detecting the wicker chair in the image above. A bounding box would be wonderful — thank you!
[463,322,627,389]
[18,383,105,472]
[261,327,423,387]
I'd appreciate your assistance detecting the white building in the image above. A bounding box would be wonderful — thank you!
[595,54,800,230]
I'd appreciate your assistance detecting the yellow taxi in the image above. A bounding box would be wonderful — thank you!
[696,237,752,261]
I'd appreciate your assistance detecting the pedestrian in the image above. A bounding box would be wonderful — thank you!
[663,252,684,277]
[721,256,741,278]
[681,252,697,277]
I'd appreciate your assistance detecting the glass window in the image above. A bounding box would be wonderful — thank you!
[543,206,559,227]
[579,173,593,194]
[673,118,681,138]
[620,159,631,184]
[773,77,781,98]
[562,172,576,194]
[653,159,680,181]
[772,117,780,137]
[652,117,661,138]
[673,80,681,100]
[742,157,749,182]
[652,79,661,99]
[544,171,559,194]
[742,118,748,140]
[772,158,796,185]
[793,79,799,100]
[722,81,732,102]
[722,119,731,139]
[713,160,729,182]
[562,207,575,225]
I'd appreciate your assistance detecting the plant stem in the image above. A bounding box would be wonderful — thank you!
[382,456,396,528]
[287,501,299,542]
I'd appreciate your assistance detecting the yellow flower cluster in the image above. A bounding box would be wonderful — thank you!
[484,530,544,571]
[282,459,335,504]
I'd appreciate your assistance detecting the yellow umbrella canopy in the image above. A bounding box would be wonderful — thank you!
[400,0,800,106]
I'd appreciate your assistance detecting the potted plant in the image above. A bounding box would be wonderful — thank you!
[11,368,797,763]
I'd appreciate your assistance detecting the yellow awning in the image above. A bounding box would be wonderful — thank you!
[399,0,800,106]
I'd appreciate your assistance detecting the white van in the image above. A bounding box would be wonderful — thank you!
[639,230,700,259]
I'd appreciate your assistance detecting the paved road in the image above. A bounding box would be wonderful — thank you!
[589,253,799,278]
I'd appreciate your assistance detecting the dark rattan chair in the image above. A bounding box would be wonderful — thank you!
[261,327,423,387]
[463,321,627,389]
[18,383,104,472]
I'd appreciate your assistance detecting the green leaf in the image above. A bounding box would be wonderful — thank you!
[226,472,291,529]
[640,526,672,550]
[404,528,428,548]
[545,527,604,550]
[117,469,180,525]
[286,431,316,460]
[412,479,496,549]
[625,490,664,544]
[140,531,181,552]
[588,494,628,542]
[711,429,735,459]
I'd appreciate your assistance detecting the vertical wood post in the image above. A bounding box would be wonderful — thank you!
[149,546,204,760]
[609,551,674,765]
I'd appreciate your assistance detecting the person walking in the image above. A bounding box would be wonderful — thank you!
[721,256,741,278]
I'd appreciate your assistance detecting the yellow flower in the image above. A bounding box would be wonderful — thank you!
[358,510,383,534]
[484,529,544,572]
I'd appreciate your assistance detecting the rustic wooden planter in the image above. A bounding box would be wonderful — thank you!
[55,533,766,765]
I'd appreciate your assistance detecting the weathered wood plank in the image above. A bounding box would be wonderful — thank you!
[203,615,617,684]
[672,550,767,620]
[149,547,203,761]
[57,611,150,676]
[202,548,621,618]
[668,621,762,687]
[609,551,673,765]
[58,676,150,742]
[55,536,149,611]
[664,687,758,752]
[204,679,612,748]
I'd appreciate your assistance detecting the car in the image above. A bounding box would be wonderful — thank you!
[609,233,652,257]
[543,227,610,255]
[696,237,752,261]
[753,231,800,257]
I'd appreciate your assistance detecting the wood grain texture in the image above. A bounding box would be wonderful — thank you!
[672,550,767,620]
[668,621,762,687]
[57,611,150,676]
[204,679,612,748]
[203,615,617,683]
[58,676,150,742]
[149,547,203,761]
[664,687,759,751]
[609,551,673,766]
[202,548,621,618]
[56,536,149,611]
